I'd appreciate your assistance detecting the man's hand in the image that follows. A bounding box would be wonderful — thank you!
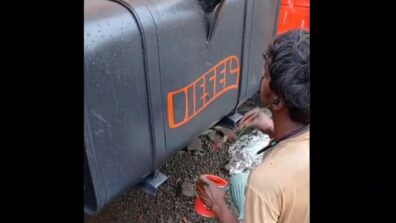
[239,107,274,137]
[197,175,238,223]
[196,175,226,212]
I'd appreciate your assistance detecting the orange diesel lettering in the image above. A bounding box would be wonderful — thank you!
[167,55,240,128]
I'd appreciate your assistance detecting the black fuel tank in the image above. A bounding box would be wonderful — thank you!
[84,0,280,214]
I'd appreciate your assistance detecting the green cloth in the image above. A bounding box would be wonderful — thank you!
[229,172,249,222]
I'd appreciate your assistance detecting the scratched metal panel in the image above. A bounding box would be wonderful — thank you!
[242,0,280,101]
[84,0,154,214]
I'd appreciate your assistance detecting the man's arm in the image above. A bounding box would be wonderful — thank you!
[212,199,238,223]
[239,108,274,138]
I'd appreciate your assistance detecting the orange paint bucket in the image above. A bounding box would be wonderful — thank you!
[195,174,228,218]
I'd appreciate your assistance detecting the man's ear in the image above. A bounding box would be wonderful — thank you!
[272,98,280,105]
[271,97,284,111]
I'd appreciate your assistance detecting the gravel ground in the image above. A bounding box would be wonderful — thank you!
[84,93,261,223]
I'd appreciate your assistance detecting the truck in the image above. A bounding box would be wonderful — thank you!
[84,0,309,215]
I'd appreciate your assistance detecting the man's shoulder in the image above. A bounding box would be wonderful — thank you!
[248,135,309,191]
[270,132,309,167]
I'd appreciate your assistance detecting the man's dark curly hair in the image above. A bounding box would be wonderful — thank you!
[264,29,310,124]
